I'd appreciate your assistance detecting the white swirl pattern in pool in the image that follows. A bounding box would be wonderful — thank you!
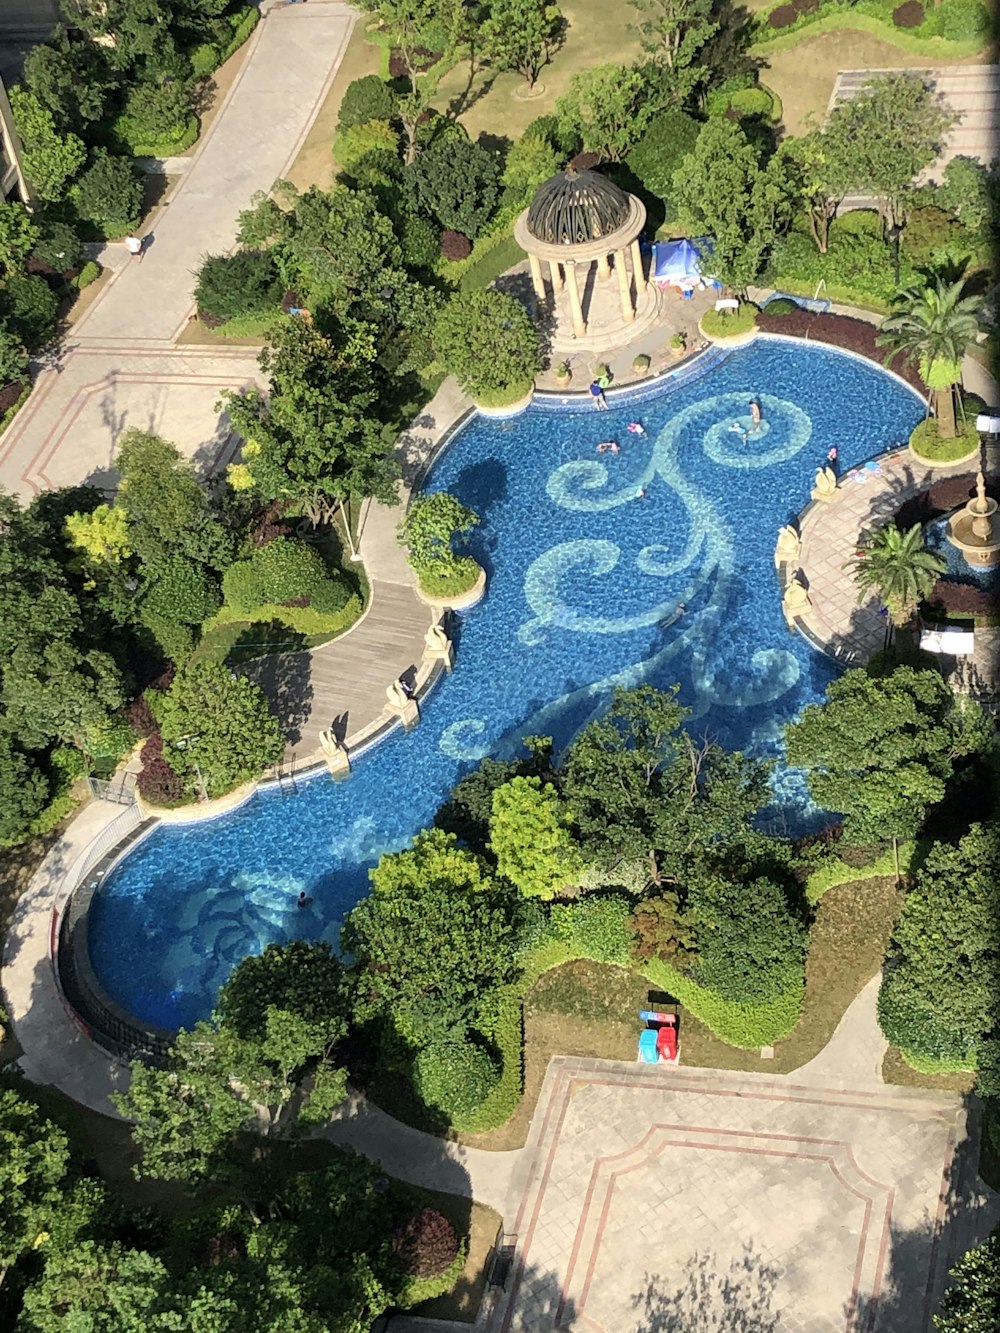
[88,338,923,1031]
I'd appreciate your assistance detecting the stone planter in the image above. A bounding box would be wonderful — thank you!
[474,385,535,417]
[416,563,487,611]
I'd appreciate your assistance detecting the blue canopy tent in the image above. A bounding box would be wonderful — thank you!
[651,237,716,290]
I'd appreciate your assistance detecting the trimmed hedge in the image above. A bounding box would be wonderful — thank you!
[642,957,804,1047]
[752,4,990,55]
[204,592,363,640]
[417,557,481,599]
[398,1243,468,1308]
[118,115,199,160]
[189,6,261,78]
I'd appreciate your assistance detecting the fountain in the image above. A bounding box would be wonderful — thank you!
[947,471,1000,567]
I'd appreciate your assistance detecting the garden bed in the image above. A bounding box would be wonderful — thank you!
[757,307,924,390]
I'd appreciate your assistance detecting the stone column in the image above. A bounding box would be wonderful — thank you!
[549,259,564,292]
[565,261,586,338]
[615,249,634,324]
[597,252,611,281]
[630,238,647,296]
[528,252,546,304]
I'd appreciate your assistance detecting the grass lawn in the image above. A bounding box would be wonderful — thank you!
[457,877,904,1151]
[430,0,641,141]
[761,29,986,134]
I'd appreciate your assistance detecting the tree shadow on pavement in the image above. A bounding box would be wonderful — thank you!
[630,1245,781,1333]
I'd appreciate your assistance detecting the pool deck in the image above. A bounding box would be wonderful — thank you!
[789,450,967,663]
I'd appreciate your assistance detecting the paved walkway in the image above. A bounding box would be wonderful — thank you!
[0,0,358,500]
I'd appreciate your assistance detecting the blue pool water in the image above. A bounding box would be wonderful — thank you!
[87,337,924,1031]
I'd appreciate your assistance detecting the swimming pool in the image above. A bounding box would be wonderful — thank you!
[86,337,924,1031]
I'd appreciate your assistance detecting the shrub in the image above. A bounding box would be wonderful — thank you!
[142,612,195,665]
[33,221,82,273]
[398,213,439,269]
[116,80,192,152]
[549,894,633,964]
[71,261,101,290]
[124,694,158,739]
[222,537,345,614]
[433,288,541,401]
[0,324,28,386]
[692,876,807,1005]
[413,1037,501,1122]
[194,250,283,323]
[878,972,976,1065]
[934,0,991,40]
[700,303,758,338]
[728,86,774,120]
[335,119,399,171]
[764,296,798,315]
[768,4,797,27]
[137,731,186,807]
[70,151,142,236]
[142,557,221,626]
[406,137,502,239]
[628,891,698,966]
[892,0,925,26]
[337,75,398,130]
[440,229,471,260]
[0,274,58,350]
[625,108,701,205]
[903,205,960,255]
[392,1209,460,1278]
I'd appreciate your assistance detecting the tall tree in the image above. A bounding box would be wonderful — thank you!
[877,277,981,439]
[779,125,855,254]
[17,1241,175,1333]
[2,637,123,750]
[366,0,464,162]
[935,1229,1000,1332]
[488,774,584,899]
[672,117,794,292]
[344,828,522,1044]
[0,1089,71,1292]
[482,0,562,91]
[555,65,653,162]
[690,873,806,1004]
[115,429,234,572]
[223,317,398,534]
[877,823,1000,1066]
[157,660,284,798]
[630,0,718,104]
[825,73,955,233]
[785,666,988,848]
[851,522,946,627]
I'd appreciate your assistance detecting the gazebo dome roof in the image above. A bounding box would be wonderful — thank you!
[526,167,630,246]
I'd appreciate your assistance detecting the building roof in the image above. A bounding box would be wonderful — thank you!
[525,166,631,246]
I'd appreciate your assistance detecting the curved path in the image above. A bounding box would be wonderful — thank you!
[0,0,359,499]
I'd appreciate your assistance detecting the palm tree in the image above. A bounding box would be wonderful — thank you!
[877,277,981,439]
[850,522,945,626]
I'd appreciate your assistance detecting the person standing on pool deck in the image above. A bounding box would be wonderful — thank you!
[589,381,609,410]
[750,398,762,426]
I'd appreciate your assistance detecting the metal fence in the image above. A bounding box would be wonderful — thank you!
[86,773,137,806]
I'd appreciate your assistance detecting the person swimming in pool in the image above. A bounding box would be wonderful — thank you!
[729,422,748,443]
[627,422,646,436]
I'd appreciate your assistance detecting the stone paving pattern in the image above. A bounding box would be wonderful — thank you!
[494,1057,996,1333]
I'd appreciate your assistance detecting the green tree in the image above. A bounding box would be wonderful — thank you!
[216,939,352,1051]
[157,661,284,798]
[2,637,123,750]
[562,686,768,883]
[877,276,981,439]
[367,0,464,161]
[70,150,143,236]
[65,503,132,573]
[851,522,946,626]
[193,249,282,323]
[0,1088,71,1289]
[627,890,698,965]
[936,155,995,233]
[141,555,221,626]
[488,774,584,899]
[630,0,718,103]
[877,824,1000,1066]
[115,428,234,571]
[672,116,794,292]
[16,1241,174,1333]
[23,31,115,132]
[0,325,28,388]
[483,0,562,91]
[432,289,541,401]
[785,666,987,847]
[405,136,501,238]
[337,73,399,130]
[0,203,40,276]
[344,828,521,1043]
[825,72,955,233]
[397,491,479,582]
[779,125,855,254]
[0,734,50,842]
[691,873,806,1003]
[222,317,397,535]
[7,87,86,201]
[935,1229,1000,1331]
[501,132,562,203]
[555,64,653,162]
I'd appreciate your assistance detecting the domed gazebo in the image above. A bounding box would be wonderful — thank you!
[514,166,651,344]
